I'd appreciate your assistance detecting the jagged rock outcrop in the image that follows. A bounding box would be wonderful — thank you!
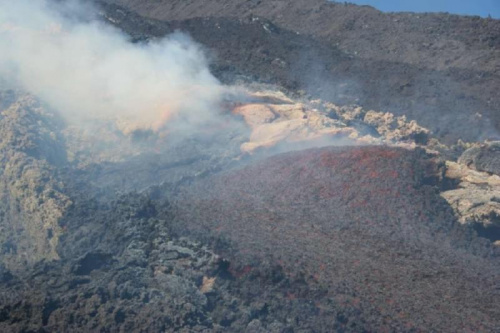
[363,110,429,143]
[0,194,229,333]
[0,93,71,270]
[233,91,357,153]
[441,160,500,242]
[459,141,500,176]
[233,89,430,153]
[440,143,500,243]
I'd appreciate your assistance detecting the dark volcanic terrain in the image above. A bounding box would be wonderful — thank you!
[100,0,500,143]
[0,1,500,332]
[173,146,500,331]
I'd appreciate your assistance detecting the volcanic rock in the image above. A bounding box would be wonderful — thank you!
[173,145,500,332]
[363,110,430,144]
[459,141,500,176]
[1,1,499,331]
[441,160,500,241]
[0,93,71,269]
[233,89,431,153]
[233,93,357,153]
[98,0,500,143]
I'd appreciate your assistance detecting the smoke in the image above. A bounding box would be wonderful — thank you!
[0,0,229,134]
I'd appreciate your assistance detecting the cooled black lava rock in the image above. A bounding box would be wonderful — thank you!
[459,141,500,176]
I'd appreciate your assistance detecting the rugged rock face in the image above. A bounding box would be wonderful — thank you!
[439,142,500,243]
[459,141,500,176]
[0,92,70,270]
[231,89,430,153]
[0,194,231,333]
[441,160,500,242]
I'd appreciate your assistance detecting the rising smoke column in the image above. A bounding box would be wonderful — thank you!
[0,0,226,133]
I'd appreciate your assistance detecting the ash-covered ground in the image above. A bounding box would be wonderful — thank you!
[0,1,500,332]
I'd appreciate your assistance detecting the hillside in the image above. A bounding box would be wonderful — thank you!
[0,0,499,332]
[100,0,500,143]
[173,146,500,332]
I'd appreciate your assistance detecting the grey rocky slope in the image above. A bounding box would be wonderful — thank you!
[0,92,70,270]
[101,0,500,73]
[0,86,499,332]
[1,1,500,332]
[98,0,500,144]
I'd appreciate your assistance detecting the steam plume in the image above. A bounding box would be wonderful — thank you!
[0,0,225,133]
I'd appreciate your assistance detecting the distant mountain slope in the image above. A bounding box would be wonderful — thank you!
[102,0,500,73]
[98,0,500,144]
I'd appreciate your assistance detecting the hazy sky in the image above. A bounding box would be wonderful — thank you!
[346,0,500,18]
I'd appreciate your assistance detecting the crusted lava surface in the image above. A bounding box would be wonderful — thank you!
[173,145,500,332]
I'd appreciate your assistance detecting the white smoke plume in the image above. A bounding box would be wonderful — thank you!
[0,0,227,134]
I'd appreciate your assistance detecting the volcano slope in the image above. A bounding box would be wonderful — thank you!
[1,1,500,331]
[0,94,498,332]
[98,0,500,144]
[173,145,500,332]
